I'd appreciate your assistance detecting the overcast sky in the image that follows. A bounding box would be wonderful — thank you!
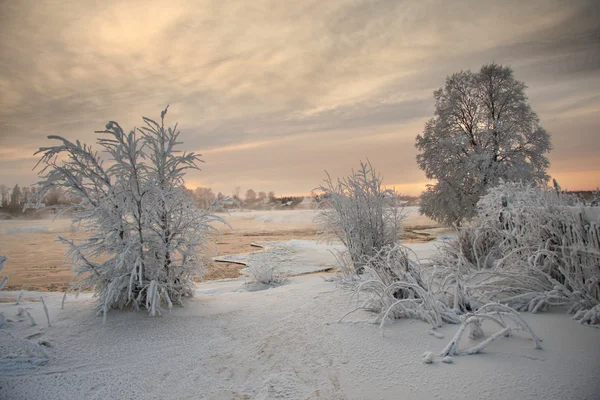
[0,0,598,196]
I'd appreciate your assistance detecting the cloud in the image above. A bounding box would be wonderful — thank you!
[0,0,598,195]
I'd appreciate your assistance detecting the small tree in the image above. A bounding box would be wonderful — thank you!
[0,185,8,207]
[245,189,257,203]
[10,184,22,210]
[22,186,32,205]
[415,63,552,226]
[193,187,216,209]
[44,187,63,206]
[30,106,227,320]
[232,186,241,202]
[315,160,404,273]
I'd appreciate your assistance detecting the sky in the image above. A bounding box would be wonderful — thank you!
[0,0,598,197]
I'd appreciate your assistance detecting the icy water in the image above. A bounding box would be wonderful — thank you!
[0,207,442,291]
[0,217,80,291]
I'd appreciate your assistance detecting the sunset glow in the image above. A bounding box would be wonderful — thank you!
[0,0,598,196]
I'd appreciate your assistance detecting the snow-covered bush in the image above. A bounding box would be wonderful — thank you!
[315,160,404,274]
[31,107,228,320]
[340,245,460,328]
[329,249,361,285]
[246,247,290,285]
[435,181,600,326]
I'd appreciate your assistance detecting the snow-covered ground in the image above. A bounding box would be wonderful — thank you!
[220,206,440,231]
[1,240,599,400]
[0,218,74,235]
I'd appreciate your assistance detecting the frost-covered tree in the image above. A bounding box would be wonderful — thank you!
[416,63,552,226]
[30,106,227,320]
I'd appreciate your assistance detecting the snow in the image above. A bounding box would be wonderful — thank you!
[3,226,49,234]
[1,239,599,399]
[228,209,317,226]
[214,240,343,276]
[0,219,74,235]
[220,206,436,229]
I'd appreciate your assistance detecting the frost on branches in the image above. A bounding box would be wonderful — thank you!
[436,181,600,326]
[30,107,228,320]
[415,63,552,226]
[340,245,461,328]
[439,303,543,358]
[315,160,405,274]
[246,247,291,285]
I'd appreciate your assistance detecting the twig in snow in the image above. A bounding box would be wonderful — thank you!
[17,308,36,326]
[40,297,51,327]
[15,291,24,305]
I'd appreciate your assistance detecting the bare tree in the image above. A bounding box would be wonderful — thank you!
[0,185,8,207]
[232,186,241,202]
[10,184,22,210]
[193,187,216,209]
[415,63,552,226]
[22,186,32,205]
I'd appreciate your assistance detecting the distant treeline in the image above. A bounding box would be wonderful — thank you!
[2,183,595,217]
[188,187,310,210]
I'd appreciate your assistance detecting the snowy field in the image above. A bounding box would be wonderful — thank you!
[1,238,599,399]
[0,206,437,236]
[219,206,440,232]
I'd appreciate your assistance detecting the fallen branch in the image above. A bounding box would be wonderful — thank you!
[440,303,542,357]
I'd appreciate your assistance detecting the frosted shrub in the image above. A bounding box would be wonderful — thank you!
[340,245,460,328]
[246,247,290,285]
[31,107,228,320]
[315,161,404,274]
[329,249,361,285]
[436,182,600,326]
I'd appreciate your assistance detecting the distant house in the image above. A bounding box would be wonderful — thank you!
[296,196,317,209]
